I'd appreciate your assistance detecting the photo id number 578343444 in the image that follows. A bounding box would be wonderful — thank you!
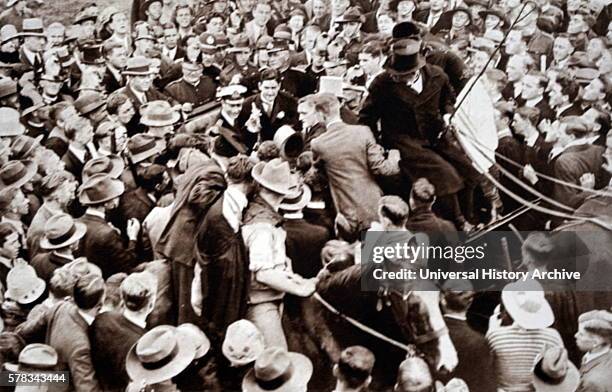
[0,371,69,386]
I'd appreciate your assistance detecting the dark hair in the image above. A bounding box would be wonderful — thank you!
[106,93,129,116]
[256,141,280,162]
[337,346,375,388]
[556,73,580,102]
[379,195,409,226]
[516,106,540,125]
[49,268,76,299]
[443,291,474,312]
[226,154,254,183]
[361,40,384,57]
[259,67,280,83]
[0,222,17,246]
[73,274,105,310]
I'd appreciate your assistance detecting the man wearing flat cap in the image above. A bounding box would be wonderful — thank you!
[575,310,612,392]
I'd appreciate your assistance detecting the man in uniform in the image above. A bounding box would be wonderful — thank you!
[266,39,316,99]
[165,60,216,107]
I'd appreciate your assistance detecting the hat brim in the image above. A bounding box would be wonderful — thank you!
[83,155,125,183]
[532,360,580,392]
[126,328,197,385]
[0,122,26,137]
[39,222,87,250]
[140,111,181,127]
[130,138,167,164]
[242,353,313,392]
[78,180,126,205]
[0,159,37,188]
[280,185,312,211]
[227,47,251,53]
[20,32,47,38]
[252,162,298,196]
[385,54,426,75]
[501,290,555,329]
[12,134,43,159]
[5,277,46,305]
[1,34,20,44]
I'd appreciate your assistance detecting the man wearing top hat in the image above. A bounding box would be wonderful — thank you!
[360,22,480,229]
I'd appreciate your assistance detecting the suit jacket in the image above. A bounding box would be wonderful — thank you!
[577,350,612,392]
[284,218,330,278]
[558,102,584,118]
[245,20,272,46]
[102,66,125,95]
[442,316,496,392]
[237,92,299,145]
[31,252,74,283]
[61,148,90,182]
[280,68,317,99]
[16,301,101,392]
[553,144,605,209]
[414,9,453,34]
[164,76,216,107]
[90,311,145,391]
[115,84,168,113]
[311,121,386,225]
[76,212,140,279]
[302,122,326,151]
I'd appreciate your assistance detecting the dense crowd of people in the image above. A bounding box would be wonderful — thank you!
[0,0,611,390]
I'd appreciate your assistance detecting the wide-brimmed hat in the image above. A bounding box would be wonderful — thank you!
[5,261,46,305]
[10,134,42,160]
[0,160,37,188]
[140,100,181,127]
[273,125,304,160]
[449,6,473,25]
[126,325,197,385]
[0,107,25,137]
[127,134,167,164]
[279,183,311,211]
[123,56,155,76]
[82,155,124,183]
[74,9,98,25]
[74,91,106,116]
[228,33,251,53]
[40,73,66,84]
[78,173,125,205]
[252,158,298,195]
[501,280,554,329]
[0,78,17,100]
[0,25,19,44]
[39,213,87,250]
[4,344,58,373]
[532,346,579,392]
[81,42,105,65]
[21,18,46,38]
[242,347,313,392]
[336,7,364,24]
[479,7,509,28]
[222,320,265,367]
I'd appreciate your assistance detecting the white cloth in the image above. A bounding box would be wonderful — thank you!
[222,187,248,233]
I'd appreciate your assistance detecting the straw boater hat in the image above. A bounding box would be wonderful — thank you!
[21,18,46,38]
[4,344,58,373]
[501,279,554,329]
[127,134,167,164]
[126,325,197,385]
[532,346,580,392]
[0,108,26,137]
[385,22,426,76]
[0,160,37,188]
[5,261,46,305]
[39,213,87,250]
[0,78,18,100]
[252,158,298,195]
[140,100,181,127]
[82,155,125,183]
[222,320,266,367]
[78,173,125,205]
[242,347,313,392]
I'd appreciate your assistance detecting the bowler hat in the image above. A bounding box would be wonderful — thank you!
[39,213,87,250]
[242,347,313,392]
[140,100,181,127]
[252,158,298,195]
[501,279,554,329]
[4,344,58,373]
[10,134,42,160]
[0,160,37,188]
[74,91,106,116]
[336,7,364,24]
[386,21,425,75]
[82,155,125,182]
[532,347,579,392]
[123,56,155,76]
[0,78,18,100]
[126,325,197,385]
[127,134,167,164]
[222,320,265,366]
[5,261,46,305]
[0,25,19,44]
[21,18,46,38]
[81,42,105,65]
[78,173,125,205]
[228,34,250,53]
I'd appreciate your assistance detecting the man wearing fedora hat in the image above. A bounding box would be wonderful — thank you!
[575,309,612,391]
[242,158,316,349]
[30,214,86,283]
[76,173,142,278]
[242,347,313,392]
[60,116,97,181]
[14,273,104,392]
[0,221,21,289]
[19,18,46,77]
[90,271,156,391]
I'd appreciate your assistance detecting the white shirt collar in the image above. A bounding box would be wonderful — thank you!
[85,208,106,220]
[556,102,574,116]
[444,314,467,321]
[68,144,87,163]
[549,136,598,160]
[78,310,96,326]
[220,111,236,127]
[123,311,147,329]
[0,255,13,270]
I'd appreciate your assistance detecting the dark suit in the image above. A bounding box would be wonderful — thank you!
[31,252,74,283]
[414,9,453,34]
[280,68,317,99]
[115,84,168,114]
[16,301,102,392]
[558,102,583,118]
[102,66,125,94]
[552,144,605,209]
[577,350,612,392]
[441,316,496,392]
[164,76,216,107]
[284,218,330,278]
[77,212,141,278]
[61,148,90,182]
[90,311,146,392]
[237,92,299,146]
[302,122,326,151]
